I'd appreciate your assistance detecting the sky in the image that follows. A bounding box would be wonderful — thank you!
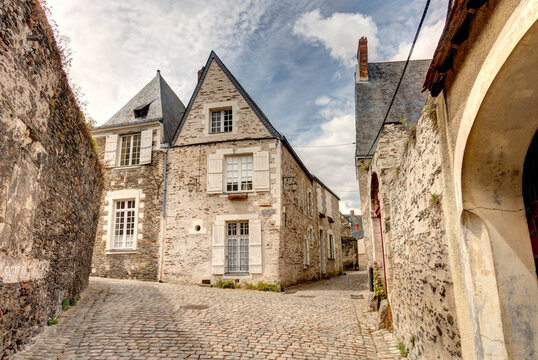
[47,0,448,214]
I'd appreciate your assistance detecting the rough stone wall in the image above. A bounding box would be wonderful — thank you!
[163,139,281,284]
[174,58,272,147]
[317,182,343,277]
[0,1,103,356]
[363,114,461,359]
[341,237,358,271]
[91,128,163,281]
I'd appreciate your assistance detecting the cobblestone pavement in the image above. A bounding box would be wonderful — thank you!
[14,272,402,359]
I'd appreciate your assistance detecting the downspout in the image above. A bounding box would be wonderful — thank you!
[158,143,169,282]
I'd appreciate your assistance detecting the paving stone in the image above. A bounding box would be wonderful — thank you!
[14,272,401,359]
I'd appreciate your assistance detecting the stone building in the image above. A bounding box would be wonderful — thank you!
[342,210,365,270]
[0,0,103,357]
[92,51,343,287]
[91,70,185,281]
[356,0,538,359]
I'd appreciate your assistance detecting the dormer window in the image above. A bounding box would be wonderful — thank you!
[134,104,150,119]
[210,109,232,133]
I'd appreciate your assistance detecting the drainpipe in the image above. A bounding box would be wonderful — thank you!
[158,143,169,282]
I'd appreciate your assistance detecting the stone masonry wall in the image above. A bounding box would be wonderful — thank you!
[91,128,163,281]
[363,112,461,359]
[163,139,281,285]
[341,237,358,271]
[280,146,342,286]
[0,1,103,356]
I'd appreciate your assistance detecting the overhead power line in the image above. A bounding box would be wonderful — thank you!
[294,142,355,148]
[365,0,431,158]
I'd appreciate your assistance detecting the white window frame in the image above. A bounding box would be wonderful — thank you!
[118,133,141,167]
[203,101,238,136]
[304,235,310,266]
[225,154,253,192]
[112,199,136,250]
[225,221,249,274]
[104,189,141,253]
[210,108,233,134]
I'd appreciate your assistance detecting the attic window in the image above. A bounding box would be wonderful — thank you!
[134,104,150,119]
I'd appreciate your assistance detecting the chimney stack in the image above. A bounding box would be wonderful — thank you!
[357,37,368,81]
[197,67,204,82]
[350,210,355,216]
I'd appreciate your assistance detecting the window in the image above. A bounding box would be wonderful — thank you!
[226,155,253,192]
[309,228,314,246]
[210,109,233,133]
[328,234,335,259]
[113,200,136,249]
[133,104,150,118]
[226,222,249,273]
[307,191,313,217]
[119,133,141,166]
[304,236,310,266]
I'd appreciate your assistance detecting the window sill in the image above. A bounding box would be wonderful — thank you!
[111,165,143,171]
[106,249,137,255]
[222,273,251,278]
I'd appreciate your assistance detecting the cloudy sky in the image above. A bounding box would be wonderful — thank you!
[47,0,448,213]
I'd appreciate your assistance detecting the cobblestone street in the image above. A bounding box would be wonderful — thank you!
[14,272,402,359]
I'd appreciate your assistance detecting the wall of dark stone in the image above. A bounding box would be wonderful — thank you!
[0,0,103,357]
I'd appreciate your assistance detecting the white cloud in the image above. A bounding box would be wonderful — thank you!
[293,100,361,214]
[390,18,445,60]
[47,0,270,124]
[315,96,330,106]
[293,9,379,67]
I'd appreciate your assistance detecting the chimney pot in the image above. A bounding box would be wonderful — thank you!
[350,210,355,216]
[197,67,204,82]
[357,37,368,81]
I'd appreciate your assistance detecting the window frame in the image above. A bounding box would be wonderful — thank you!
[304,235,310,266]
[105,189,141,253]
[210,108,233,134]
[225,154,253,193]
[112,199,137,250]
[328,233,335,259]
[118,133,141,167]
[307,190,313,217]
[225,221,249,274]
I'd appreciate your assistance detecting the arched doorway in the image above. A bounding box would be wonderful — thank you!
[523,130,538,276]
[454,11,538,358]
[370,173,387,289]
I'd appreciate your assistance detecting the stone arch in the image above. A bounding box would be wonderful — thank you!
[454,2,538,357]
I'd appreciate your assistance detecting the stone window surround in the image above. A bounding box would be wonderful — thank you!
[104,189,144,254]
[327,230,335,260]
[307,189,314,218]
[216,146,261,194]
[215,213,259,277]
[203,101,239,137]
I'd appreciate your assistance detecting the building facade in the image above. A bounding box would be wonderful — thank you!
[92,52,343,287]
[356,0,538,359]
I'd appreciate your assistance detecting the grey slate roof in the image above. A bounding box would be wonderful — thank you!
[172,51,341,200]
[343,214,364,239]
[355,60,430,158]
[97,71,185,143]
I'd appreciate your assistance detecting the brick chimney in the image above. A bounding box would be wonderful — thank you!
[197,67,204,82]
[357,37,368,81]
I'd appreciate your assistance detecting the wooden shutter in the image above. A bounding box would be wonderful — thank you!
[139,129,153,165]
[249,219,262,273]
[253,151,270,191]
[104,134,118,167]
[212,222,225,274]
[207,154,223,193]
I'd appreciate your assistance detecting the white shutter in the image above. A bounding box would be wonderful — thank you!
[253,151,270,191]
[212,222,225,274]
[325,190,333,217]
[207,154,223,193]
[249,219,262,274]
[104,134,118,167]
[139,129,153,165]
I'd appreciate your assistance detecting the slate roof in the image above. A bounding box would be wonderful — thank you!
[343,214,364,239]
[355,60,430,158]
[97,71,185,143]
[172,51,341,200]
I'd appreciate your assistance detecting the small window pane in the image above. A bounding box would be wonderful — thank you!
[211,111,221,133]
[223,109,232,132]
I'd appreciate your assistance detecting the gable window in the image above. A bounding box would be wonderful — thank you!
[226,155,253,192]
[119,133,141,166]
[133,104,150,118]
[307,191,313,217]
[210,109,233,133]
[113,200,136,250]
[226,222,249,273]
[328,234,335,259]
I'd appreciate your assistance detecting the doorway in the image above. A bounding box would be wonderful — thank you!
[523,130,538,276]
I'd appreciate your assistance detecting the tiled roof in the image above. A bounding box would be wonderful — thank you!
[355,60,430,158]
[97,71,185,143]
